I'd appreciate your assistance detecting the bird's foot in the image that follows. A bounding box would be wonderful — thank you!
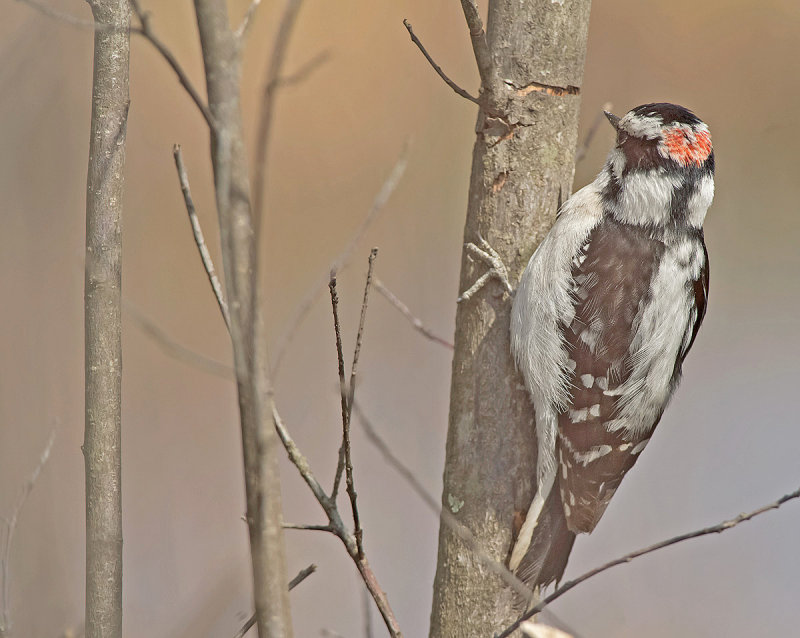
[458,234,514,303]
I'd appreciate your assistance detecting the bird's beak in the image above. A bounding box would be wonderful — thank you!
[604,110,620,130]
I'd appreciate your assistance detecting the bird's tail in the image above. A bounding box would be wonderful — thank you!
[512,485,576,593]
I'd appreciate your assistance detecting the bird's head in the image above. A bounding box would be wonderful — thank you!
[599,103,715,230]
[604,103,714,174]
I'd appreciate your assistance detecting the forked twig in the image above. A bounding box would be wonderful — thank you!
[373,277,453,350]
[271,405,403,636]
[496,486,800,637]
[128,0,215,128]
[403,19,478,104]
[173,144,231,331]
[15,0,215,128]
[330,250,378,556]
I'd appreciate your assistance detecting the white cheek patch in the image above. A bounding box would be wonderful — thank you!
[612,171,682,226]
[687,174,715,228]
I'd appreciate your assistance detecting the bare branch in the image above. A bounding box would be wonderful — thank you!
[271,405,403,637]
[123,302,233,379]
[574,102,613,164]
[128,0,215,129]
[272,405,334,511]
[329,277,350,503]
[126,305,403,632]
[335,250,379,556]
[233,564,318,638]
[1,429,56,636]
[271,145,409,377]
[251,0,305,243]
[12,0,100,29]
[15,0,214,129]
[270,50,331,91]
[172,144,231,331]
[288,563,318,589]
[459,0,496,96]
[347,249,378,417]
[282,523,336,533]
[496,486,800,638]
[373,277,453,350]
[402,19,478,104]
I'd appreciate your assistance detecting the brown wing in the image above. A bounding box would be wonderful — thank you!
[557,220,666,533]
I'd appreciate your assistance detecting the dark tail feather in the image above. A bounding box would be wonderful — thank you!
[514,487,576,596]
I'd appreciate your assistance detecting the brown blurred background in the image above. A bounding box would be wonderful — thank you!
[2,0,799,636]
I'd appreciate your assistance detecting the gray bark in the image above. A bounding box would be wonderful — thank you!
[429,1,592,635]
[83,1,130,637]
[193,2,293,636]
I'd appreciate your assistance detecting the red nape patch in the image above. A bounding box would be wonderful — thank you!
[662,128,713,166]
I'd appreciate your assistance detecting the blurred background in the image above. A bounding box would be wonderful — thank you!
[2,0,799,636]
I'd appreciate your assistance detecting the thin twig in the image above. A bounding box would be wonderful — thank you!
[459,0,497,96]
[234,0,262,40]
[283,523,336,533]
[347,249,378,417]
[128,0,215,129]
[233,564,317,638]
[172,145,231,331]
[288,564,318,589]
[13,0,103,29]
[15,0,214,128]
[251,0,305,244]
[496,486,800,638]
[271,145,409,377]
[402,19,478,104]
[123,302,233,379]
[329,277,349,503]
[272,406,335,511]
[574,102,613,164]
[270,50,331,91]
[1,429,56,635]
[373,278,453,350]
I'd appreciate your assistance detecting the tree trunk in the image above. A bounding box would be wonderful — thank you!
[429,1,592,635]
[83,2,130,637]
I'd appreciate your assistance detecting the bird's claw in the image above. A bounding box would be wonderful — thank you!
[457,234,514,303]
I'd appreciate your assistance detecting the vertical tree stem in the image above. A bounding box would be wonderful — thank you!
[83,1,130,637]
[429,1,592,635]
[193,1,293,635]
